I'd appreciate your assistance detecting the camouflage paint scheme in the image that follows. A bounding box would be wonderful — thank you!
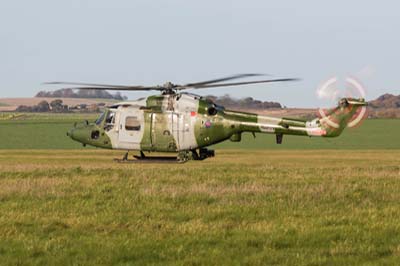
[68,93,367,152]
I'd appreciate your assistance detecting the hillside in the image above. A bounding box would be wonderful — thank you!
[369,93,400,108]
[206,95,282,109]
[368,93,400,118]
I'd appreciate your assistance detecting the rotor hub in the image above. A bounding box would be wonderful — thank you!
[163,82,175,90]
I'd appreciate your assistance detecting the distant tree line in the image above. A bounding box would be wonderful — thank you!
[16,99,101,113]
[16,100,52,112]
[35,88,128,101]
[206,94,282,109]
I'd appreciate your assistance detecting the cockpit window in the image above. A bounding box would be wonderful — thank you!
[95,112,106,125]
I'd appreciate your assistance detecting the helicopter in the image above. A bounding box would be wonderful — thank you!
[46,74,367,162]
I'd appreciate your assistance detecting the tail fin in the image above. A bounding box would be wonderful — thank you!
[318,98,367,137]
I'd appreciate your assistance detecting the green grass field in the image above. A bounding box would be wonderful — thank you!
[0,113,399,149]
[0,149,399,265]
[0,113,399,265]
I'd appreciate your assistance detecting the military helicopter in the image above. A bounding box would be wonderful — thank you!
[46,74,367,162]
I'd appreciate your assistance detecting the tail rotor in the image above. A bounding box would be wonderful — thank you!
[316,76,368,129]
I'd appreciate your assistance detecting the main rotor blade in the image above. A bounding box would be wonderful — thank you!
[55,86,164,91]
[43,82,163,91]
[181,78,300,89]
[43,81,133,88]
[43,75,299,92]
[182,73,266,87]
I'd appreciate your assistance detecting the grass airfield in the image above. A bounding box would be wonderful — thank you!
[0,150,399,265]
[0,114,400,265]
[0,114,399,150]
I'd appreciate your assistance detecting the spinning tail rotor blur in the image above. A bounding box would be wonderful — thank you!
[316,76,368,129]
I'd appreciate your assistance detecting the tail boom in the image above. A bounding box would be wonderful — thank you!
[226,98,367,139]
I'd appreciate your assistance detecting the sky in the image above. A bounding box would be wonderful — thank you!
[0,0,399,107]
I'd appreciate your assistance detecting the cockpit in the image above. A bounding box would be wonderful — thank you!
[96,109,117,131]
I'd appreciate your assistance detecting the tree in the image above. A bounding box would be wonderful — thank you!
[16,105,32,112]
[36,101,50,112]
[35,88,127,100]
[50,99,64,112]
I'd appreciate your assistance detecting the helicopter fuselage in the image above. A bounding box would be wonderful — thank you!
[67,93,365,153]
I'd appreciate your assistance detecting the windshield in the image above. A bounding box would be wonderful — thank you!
[95,111,106,125]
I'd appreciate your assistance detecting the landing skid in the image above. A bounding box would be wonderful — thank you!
[114,149,215,164]
[114,157,180,164]
[114,151,180,163]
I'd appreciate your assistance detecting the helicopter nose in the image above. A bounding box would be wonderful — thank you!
[67,125,90,146]
[67,128,74,139]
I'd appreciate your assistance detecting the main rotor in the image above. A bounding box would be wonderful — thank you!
[44,73,299,95]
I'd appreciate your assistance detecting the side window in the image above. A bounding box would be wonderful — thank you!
[125,116,141,131]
